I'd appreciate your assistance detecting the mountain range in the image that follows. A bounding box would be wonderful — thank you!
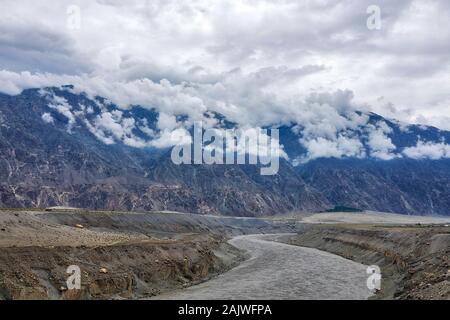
[0,86,449,216]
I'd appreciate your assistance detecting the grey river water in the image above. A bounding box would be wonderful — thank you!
[153,234,372,300]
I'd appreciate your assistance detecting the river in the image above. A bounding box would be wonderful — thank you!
[152,234,372,300]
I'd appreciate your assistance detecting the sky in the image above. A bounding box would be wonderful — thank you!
[0,0,449,161]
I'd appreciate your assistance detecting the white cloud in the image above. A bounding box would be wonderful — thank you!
[402,140,450,160]
[150,127,192,148]
[0,0,449,131]
[366,122,398,160]
[299,135,366,163]
[85,109,153,148]
[1,0,450,161]
[157,112,178,131]
[41,112,54,124]
[83,119,115,145]
[45,94,76,132]
[33,85,450,164]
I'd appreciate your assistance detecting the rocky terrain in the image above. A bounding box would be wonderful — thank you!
[1,87,450,216]
[281,220,450,300]
[0,208,302,300]
[1,208,448,300]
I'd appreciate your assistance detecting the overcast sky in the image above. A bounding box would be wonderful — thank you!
[1,0,449,131]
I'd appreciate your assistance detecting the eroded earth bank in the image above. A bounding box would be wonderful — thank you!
[0,209,302,299]
[280,221,450,300]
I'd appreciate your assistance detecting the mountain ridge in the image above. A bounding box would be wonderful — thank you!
[1,86,449,216]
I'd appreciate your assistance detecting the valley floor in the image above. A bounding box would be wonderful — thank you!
[0,209,448,300]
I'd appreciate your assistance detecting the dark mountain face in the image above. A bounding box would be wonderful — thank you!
[0,87,449,216]
[297,158,450,216]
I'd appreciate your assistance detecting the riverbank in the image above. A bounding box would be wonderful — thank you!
[0,209,301,299]
[280,223,450,299]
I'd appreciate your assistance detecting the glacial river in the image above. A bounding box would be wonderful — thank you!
[153,234,372,300]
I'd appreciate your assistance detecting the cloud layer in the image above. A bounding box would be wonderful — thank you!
[1,0,450,161]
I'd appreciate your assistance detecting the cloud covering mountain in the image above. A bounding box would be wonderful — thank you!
[0,0,449,133]
[30,86,450,163]
[1,88,450,215]
[1,1,450,215]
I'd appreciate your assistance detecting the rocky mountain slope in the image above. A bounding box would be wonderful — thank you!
[0,87,449,216]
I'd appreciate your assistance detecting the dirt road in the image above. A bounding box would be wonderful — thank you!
[153,234,372,300]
